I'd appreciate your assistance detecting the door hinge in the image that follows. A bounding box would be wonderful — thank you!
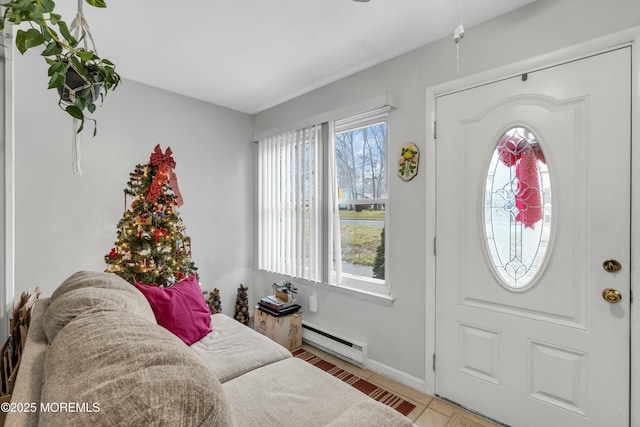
[433,121,437,140]
[432,353,436,372]
[433,237,437,256]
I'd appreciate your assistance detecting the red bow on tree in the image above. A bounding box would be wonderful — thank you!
[146,145,184,206]
[149,144,176,169]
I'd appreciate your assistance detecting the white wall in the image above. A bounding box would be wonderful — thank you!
[252,0,640,386]
[14,52,254,315]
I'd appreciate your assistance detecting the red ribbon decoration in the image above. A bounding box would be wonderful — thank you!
[497,134,545,229]
[149,144,176,170]
[146,145,184,206]
[515,149,543,228]
[497,134,527,167]
[108,248,119,259]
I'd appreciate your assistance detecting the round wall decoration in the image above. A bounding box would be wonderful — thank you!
[398,143,420,181]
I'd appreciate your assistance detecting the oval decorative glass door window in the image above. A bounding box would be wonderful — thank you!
[484,126,552,289]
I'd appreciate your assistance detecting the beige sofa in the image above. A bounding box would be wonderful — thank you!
[6,271,413,426]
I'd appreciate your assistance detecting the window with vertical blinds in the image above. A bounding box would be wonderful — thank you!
[258,124,324,282]
[258,107,390,297]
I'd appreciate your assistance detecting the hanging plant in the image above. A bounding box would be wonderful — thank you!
[0,0,121,136]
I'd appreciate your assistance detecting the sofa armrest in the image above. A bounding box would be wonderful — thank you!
[5,298,50,427]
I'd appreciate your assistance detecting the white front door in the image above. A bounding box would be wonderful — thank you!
[435,47,631,427]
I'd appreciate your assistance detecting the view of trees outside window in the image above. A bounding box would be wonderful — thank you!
[334,121,387,280]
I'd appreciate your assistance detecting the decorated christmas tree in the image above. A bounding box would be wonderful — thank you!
[105,145,197,287]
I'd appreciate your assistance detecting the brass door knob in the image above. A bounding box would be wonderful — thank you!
[602,288,622,304]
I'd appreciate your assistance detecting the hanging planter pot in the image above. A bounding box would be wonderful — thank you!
[57,61,104,105]
[1,0,120,137]
[1,0,120,176]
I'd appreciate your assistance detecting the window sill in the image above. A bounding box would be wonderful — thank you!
[322,282,395,306]
[259,271,395,307]
[302,280,395,306]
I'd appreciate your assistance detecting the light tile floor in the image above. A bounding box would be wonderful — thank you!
[302,344,500,427]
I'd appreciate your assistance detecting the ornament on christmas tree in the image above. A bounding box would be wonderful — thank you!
[234,284,249,325]
[208,288,222,315]
[104,145,197,287]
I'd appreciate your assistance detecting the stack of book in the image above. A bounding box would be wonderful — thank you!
[257,295,301,317]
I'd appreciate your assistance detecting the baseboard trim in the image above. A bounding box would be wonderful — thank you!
[366,358,427,395]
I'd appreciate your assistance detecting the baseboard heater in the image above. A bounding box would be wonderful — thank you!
[301,321,367,368]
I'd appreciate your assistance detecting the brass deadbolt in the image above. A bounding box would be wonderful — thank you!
[602,259,622,273]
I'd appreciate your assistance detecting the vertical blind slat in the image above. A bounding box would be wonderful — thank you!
[310,125,319,281]
[295,130,302,278]
[275,133,282,274]
[258,124,321,282]
[284,132,290,276]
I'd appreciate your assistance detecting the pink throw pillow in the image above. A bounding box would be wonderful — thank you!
[133,275,212,345]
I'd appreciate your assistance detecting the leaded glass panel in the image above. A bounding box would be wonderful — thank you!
[484,126,552,289]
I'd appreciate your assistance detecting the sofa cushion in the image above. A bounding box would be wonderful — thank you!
[40,310,233,427]
[222,357,411,427]
[133,275,212,345]
[50,271,150,306]
[324,400,414,427]
[191,313,291,383]
[43,272,156,343]
[43,285,157,343]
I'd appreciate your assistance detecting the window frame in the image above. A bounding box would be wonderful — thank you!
[329,107,390,296]
[258,107,391,299]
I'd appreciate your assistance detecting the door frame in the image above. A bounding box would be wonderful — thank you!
[1,30,14,345]
[425,25,640,426]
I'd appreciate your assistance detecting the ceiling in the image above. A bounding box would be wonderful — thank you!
[50,0,536,114]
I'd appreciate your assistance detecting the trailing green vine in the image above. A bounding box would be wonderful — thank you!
[1,0,120,135]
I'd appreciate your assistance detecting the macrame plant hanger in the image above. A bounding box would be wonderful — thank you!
[67,0,98,176]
